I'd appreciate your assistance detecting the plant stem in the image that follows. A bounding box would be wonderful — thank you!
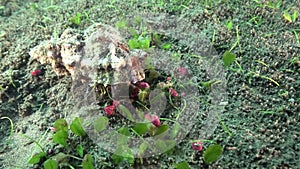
[67,154,83,161]
[168,94,180,111]
[190,139,215,144]
[229,25,241,53]
[175,99,187,120]
[159,118,177,123]
[136,101,150,111]
[0,116,14,144]
[216,114,232,137]
[130,128,155,152]
[260,75,280,86]
[9,69,16,88]
[293,29,300,44]
[21,134,45,153]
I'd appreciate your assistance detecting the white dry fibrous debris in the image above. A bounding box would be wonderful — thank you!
[29,23,147,86]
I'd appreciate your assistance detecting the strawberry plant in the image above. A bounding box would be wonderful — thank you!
[28,117,94,169]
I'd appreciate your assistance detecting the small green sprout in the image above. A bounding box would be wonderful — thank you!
[116,20,128,29]
[70,12,83,25]
[247,16,263,26]
[53,119,68,147]
[283,10,299,23]
[292,30,300,44]
[27,117,94,168]
[227,20,233,30]
[128,36,151,50]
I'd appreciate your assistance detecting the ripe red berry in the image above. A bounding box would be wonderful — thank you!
[151,115,161,127]
[105,105,115,116]
[170,88,179,97]
[138,82,150,89]
[167,76,172,82]
[31,69,42,76]
[145,114,161,127]
[192,141,203,151]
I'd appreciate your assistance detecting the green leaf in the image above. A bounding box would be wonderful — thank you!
[275,1,282,8]
[156,139,176,154]
[118,104,134,121]
[117,127,131,145]
[165,140,176,151]
[200,80,213,90]
[77,145,84,158]
[170,123,181,139]
[54,118,68,132]
[69,165,76,169]
[128,39,140,49]
[133,123,148,136]
[112,146,134,165]
[200,80,221,90]
[53,130,68,146]
[203,144,223,164]
[136,109,145,121]
[129,28,139,38]
[163,43,172,50]
[154,124,169,138]
[148,69,160,81]
[118,127,131,136]
[293,11,299,22]
[70,117,86,137]
[149,91,165,105]
[116,20,128,29]
[134,15,143,25]
[28,152,47,164]
[156,139,167,152]
[70,12,82,25]
[283,11,292,22]
[117,133,130,145]
[139,142,148,156]
[222,51,236,67]
[152,33,162,46]
[145,56,155,70]
[93,117,109,132]
[175,161,191,169]
[138,90,148,103]
[43,159,58,169]
[139,37,150,49]
[227,21,233,30]
[83,154,94,169]
[128,36,150,50]
[52,152,69,164]
[111,153,123,165]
